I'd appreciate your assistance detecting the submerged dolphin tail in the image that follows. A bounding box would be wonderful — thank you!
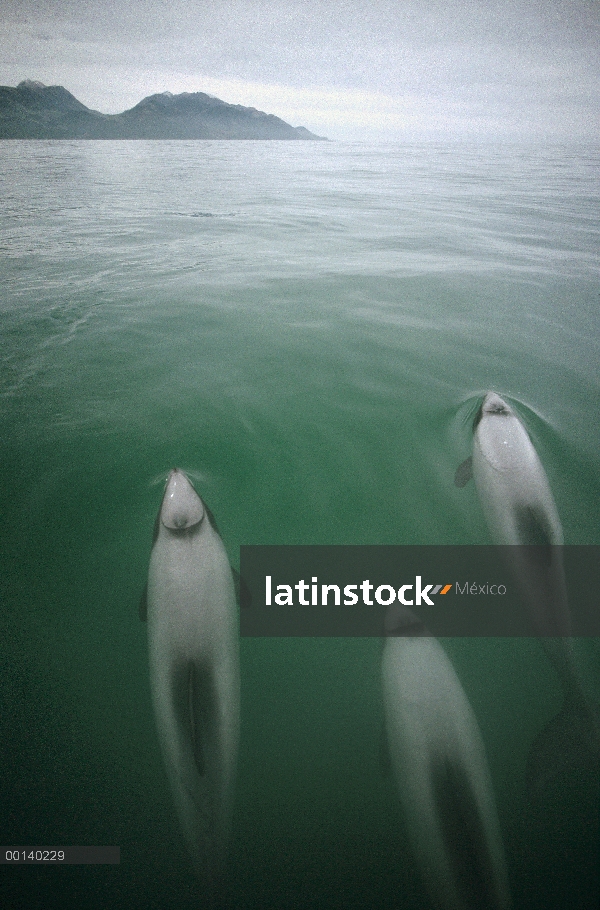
[526,697,600,796]
[433,753,510,910]
[528,639,600,798]
[382,631,511,910]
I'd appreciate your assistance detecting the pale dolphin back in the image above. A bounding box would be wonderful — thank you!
[145,469,240,898]
[472,393,563,550]
[382,628,512,910]
[466,393,599,791]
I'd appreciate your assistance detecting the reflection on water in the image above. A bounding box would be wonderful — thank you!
[1,139,599,909]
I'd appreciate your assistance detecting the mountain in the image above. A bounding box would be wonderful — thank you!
[0,81,100,138]
[0,81,327,140]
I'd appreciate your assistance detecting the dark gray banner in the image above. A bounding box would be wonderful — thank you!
[1,847,120,864]
[239,545,600,637]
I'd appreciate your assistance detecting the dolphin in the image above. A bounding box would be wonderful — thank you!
[456,392,570,635]
[382,606,511,910]
[455,392,599,791]
[141,469,240,897]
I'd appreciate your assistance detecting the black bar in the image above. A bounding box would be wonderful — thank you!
[1,847,120,864]
[240,544,600,637]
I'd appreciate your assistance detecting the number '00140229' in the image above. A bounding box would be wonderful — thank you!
[3,849,65,862]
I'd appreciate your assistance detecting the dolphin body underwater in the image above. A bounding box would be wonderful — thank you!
[455,392,599,791]
[140,469,240,897]
[382,606,512,910]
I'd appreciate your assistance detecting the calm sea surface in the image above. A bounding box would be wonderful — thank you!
[1,140,599,909]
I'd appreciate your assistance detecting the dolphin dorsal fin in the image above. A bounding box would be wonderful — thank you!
[433,755,506,908]
[232,566,252,608]
[204,501,220,535]
[515,505,555,570]
[454,456,473,488]
[188,665,206,777]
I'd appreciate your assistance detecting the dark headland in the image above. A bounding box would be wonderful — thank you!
[0,80,327,140]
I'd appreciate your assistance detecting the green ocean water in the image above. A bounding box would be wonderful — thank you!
[1,140,599,909]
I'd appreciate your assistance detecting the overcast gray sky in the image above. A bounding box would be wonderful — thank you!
[1,0,599,140]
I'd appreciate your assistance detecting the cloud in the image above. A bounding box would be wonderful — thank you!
[0,0,598,140]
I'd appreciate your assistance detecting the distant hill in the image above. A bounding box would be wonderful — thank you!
[0,80,327,140]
